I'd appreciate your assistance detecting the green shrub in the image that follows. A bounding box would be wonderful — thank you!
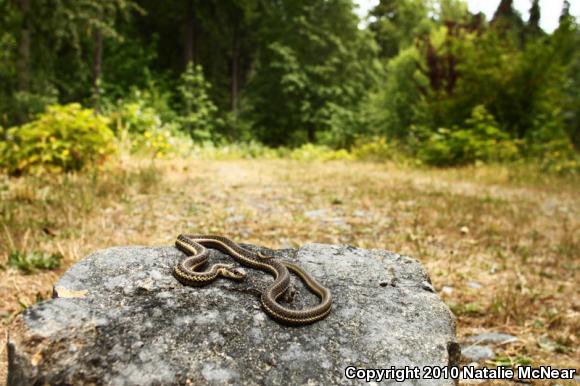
[178,63,221,141]
[288,144,353,161]
[8,250,63,274]
[523,125,580,175]
[12,89,59,121]
[0,104,115,175]
[534,141,580,175]
[112,100,162,135]
[417,105,519,166]
[0,126,6,163]
[107,93,193,158]
[134,127,195,159]
[352,137,395,161]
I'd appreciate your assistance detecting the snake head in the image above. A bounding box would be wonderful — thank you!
[221,267,247,280]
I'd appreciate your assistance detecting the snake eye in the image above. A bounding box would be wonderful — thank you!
[231,268,247,277]
[222,267,246,280]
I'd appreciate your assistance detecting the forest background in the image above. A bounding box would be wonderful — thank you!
[0,0,578,172]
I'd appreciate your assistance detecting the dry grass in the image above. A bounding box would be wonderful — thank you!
[1,158,578,383]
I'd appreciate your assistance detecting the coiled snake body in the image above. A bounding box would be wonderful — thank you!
[173,234,332,325]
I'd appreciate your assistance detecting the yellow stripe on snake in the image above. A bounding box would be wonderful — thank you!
[173,234,332,325]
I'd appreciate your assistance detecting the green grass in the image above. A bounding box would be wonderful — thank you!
[8,251,63,274]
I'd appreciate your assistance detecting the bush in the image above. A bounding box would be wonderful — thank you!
[417,105,519,166]
[106,91,193,158]
[11,89,59,124]
[8,250,63,274]
[0,104,115,175]
[522,123,580,175]
[178,64,220,141]
[288,144,353,161]
[541,156,580,175]
[112,99,163,136]
[0,126,6,163]
[352,137,395,161]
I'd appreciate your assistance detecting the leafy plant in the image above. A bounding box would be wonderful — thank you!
[248,1,380,146]
[493,355,533,368]
[352,137,396,161]
[107,90,192,158]
[448,301,483,316]
[523,124,580,175]
[8,250,63,274]
[112,99,162,136]
[178,63,220,142]
[289,144,353,161]
[0,103,115,175]
[417,105,519,166]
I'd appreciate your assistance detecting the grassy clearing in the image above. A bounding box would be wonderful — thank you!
[0,158,578,382]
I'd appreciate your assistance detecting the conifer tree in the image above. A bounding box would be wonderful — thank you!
[524,0,543,41]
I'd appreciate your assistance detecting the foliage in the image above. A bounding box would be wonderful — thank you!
[8,250,63,274]
[351,137,397,161]
[369,46,427,139]
[493,355,533,368]
[106,91,191,158]
[124,126,189,159]
[417,106,519,166]
[10,89,60,124]
[249,0,380,146]
[288,144,353,161]
[191,142,354,161]
[0,104,115,175]
[110,94,165,135]
[369,0,432,59]
[0,0,140,122]
[100,38,160,100]
[553,4,580,148]
[178,63,220,142]
[0,0,578,170]
[523,126,580,175]
[368,5,579,167]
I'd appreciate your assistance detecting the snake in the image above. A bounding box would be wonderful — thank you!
[173,234,332,325]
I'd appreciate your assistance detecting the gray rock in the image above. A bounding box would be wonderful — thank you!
[461,345,495,362]
[8,243,459,386]
[464,332,517,345]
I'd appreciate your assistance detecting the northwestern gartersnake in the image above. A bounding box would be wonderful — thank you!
[173,234,332,325]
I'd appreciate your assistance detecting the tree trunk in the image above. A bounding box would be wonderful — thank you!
[16,0,31,93]
[231,26,241,118]
[184,0,195,67]
[92,29,103,107]
[307,124,315,143]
